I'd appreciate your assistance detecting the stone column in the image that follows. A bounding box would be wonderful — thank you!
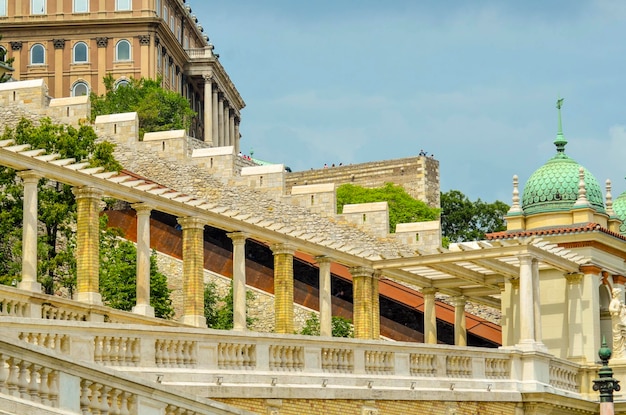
[224,106,231,146]
[581,264,603,362]
[271,244,295,334]
[96,37,108,93]
[566,272,584,359]
[139,35,151,79]
[372,272,380,339]
[532,258,543,345]
[217,94,225,147]
[18,171,42,293]
[518,254,535,344]
[52,39,65,98]
[422,287,438,344]
[451,296,467,346]
[132,204,154,317]
[229,111,235,147]
[178,217,206,327]
[351,267,377,339]
[10,42,22,80]
[212,86,219,147]
[234,117,241,154]
[501,278,519,347]
[73,186,103,305]
[316,256,332,337]
[203,75,213,144]
[227,232,248,331]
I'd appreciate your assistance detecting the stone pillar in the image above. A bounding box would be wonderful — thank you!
[451,296,467,346]
[217,94,225,147]
[10,42,22,80]
[227,232,248,331]
[566,272,584,359]
[178,217,206,328]
[52,39,65,98]
[372,272,380,339]
[532,258,543,345]
[224,106,231,146]
[73,186,103,305]
[203,75,213,144]
[132,204,154,317]
[212,86,219,147]
[518,254,536,345]
[351,267,377,340]
[316,256,332,337]
[234,117,241,154]
[229,111,235,147]
[582,264,603,362]
[271,243,295,334]
[502,278,519,347]
[422,288,438,344]
[96,37,108,93]
[139,35,151,79]
[18,171,42,293]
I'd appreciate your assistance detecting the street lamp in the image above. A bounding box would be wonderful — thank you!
[593,337,621,415]
[0,61,14,83]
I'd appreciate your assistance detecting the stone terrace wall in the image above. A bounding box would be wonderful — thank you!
[286,156,441,209]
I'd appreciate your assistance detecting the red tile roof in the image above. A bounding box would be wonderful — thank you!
[487,222,626,241]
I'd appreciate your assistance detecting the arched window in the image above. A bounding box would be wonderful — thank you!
[115,78,130,89]
[115,40,131,61]
[73,42,88,63]
[30,44,45,65]
[0,47,7,62]
[72,81,89,96]
[116,0,131,11]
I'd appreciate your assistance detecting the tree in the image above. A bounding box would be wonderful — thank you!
[90,75,196,138]
[336,183,440,233]
[0,34,15,83]
[204,281,255,330]
[299,313,354,338]
[440,190,509,243]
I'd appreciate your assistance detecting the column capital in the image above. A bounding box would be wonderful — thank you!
[177,216,205,230]
[17,170,43,183]
[10,41,23,51]
[315,255,333,265]
[53,39,66,49]
[131,203,153,215]
[138,35,151,46]
[422,287,438,296]
[349,266,375,278]
[613,275,626,286]
[565,272,584,285]
[227,231,248,245]
[450,295,467,307]
[203,74,214,83]
[72,186,103,201]
[580,264,602,275]
[270,243,295,256]
[96,37,109,48]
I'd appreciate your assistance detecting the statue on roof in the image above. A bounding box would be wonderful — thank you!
[556,97,564,109]
[609,288,626,358]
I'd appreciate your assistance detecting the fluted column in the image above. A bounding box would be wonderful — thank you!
[203,76,213,144]
[178,217,206,327]
[271,243,295,334]
[227,232,248,331]
[451,296,467,346]
[224,106,231,146]
[73,186,104,305]
[422,287,437,344]
[316,256,332,337]
[18,171,42,293]
[518,254,535,344]
[212,86,219,147]
[132,204,154,317]
[217,94,225,147]
[351,266,376,339]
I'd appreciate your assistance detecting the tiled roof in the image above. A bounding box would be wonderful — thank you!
[486,222,626,241]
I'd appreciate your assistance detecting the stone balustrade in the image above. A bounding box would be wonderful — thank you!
[0,317,590,401]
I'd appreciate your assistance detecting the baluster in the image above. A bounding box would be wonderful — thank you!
[108,388,121,415]
[80,379,93,414]
[0,354,9,394]
[17,360,29,399]
[47,370,59,407]
[94,337,103,363]
[39,367,51,406]
[27,363,40,402]
[6,357,19,396]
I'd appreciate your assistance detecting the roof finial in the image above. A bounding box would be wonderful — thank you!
[555,97,568,154]
[606,179,615,217]
[574,166,589,207]
[508,175,523,215]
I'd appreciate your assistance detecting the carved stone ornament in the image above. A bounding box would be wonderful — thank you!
[96,37,109,48]
[53,39,66,49]
[138,35,151,46]
[609,287,626,359]
[154,36,160,45]
[10,41,23,51]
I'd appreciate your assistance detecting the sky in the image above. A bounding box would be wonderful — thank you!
[190,0,626,204]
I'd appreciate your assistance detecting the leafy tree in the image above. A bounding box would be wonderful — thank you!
[299,312,354,338]
[440,190,509,243]
[90,75,196,138]
[204,281,255,330]
[336,183,440,233]
[99,215,174,319]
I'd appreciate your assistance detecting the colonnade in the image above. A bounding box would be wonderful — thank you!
[203,75,240,153]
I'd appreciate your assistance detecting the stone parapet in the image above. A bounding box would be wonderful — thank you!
[341,202,389,238]
[290,183,337,217]
[395,220,442,253]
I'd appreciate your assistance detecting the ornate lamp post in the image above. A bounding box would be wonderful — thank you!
[593,338,621,415]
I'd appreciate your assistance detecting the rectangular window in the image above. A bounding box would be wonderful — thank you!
[73,0,88,13]
[170,15,175,31]
[116,0,131,11]
[0,0,7,16]
[31,0,46,14]
[155,0,161,16]
[163,6,168,23]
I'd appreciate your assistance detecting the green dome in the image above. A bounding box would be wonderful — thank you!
[612,189,626,234]
[522,153,606,215]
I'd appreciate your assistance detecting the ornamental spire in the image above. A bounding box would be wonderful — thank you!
[554,97,568,153]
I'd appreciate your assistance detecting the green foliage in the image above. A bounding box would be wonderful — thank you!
[204,281,255,330]
[90,75,196,138]
[0,34,15,83]
[99,215,174,319]
[336,183,440,233]
[299,313,354,338]
[440,190,509,243]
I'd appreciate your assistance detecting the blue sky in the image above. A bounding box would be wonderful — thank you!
[192,0,626,203]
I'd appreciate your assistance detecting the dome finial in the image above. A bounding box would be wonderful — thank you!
[574,166,589,207]
[555,97,568,154]
[508,175,523,215]
[606,179,616,217]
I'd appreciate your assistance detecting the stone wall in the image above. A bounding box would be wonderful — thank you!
[286,156,441,209]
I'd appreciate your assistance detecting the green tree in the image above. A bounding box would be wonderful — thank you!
[0,34,15,83]
[336,183,440,233]
[440,190,509,243]
[204,281,255,330]
[90,75,196,138]
[299,313,354,338]
[99,215,173,319]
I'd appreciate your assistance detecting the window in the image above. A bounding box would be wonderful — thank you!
[73,0,88,13]
[116,0,131,11]
[115,78,130,89]
[163,6,168,23]
[31,0,46,14]
[170,15,175,31]
[30,44,45,65]
[72,81,89,96]
[0,47,6,62]
[115,40,131,61]
[155,0,161,16]
[0,0,7,17]
[73,42,88,63]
